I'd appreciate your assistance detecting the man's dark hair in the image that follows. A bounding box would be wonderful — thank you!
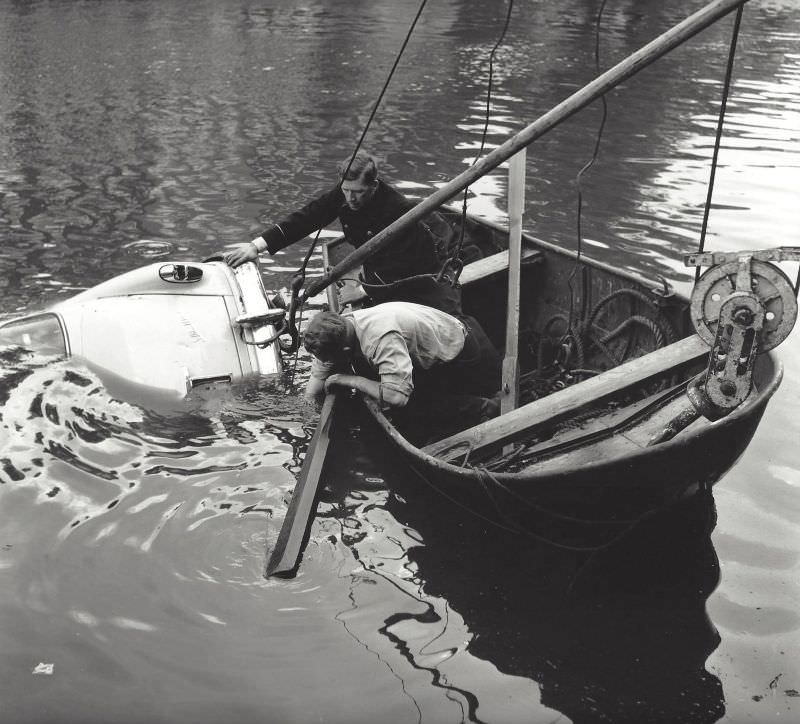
[338,151,378,185]
[303,311,350,361]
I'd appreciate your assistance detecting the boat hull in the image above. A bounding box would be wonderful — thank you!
[317,208,787,533]
[351,351,781,531]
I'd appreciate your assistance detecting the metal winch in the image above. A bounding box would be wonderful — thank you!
[647,247,798,446]
[684,247,799,420]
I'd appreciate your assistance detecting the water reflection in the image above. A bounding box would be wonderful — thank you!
[2,0,799,720]
[0,353,313,550]
[416,495,723,723]
[3,0,797,314]
[318,411,725,723]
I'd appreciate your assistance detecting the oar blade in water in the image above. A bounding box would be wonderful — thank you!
[265,393,337,577]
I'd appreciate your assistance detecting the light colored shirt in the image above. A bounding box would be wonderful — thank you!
[310,302,466,404]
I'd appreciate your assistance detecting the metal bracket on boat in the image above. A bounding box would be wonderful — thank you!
[684,246,800,269]
[683,247,799,417]
[436,256,464,285]
[686,247,799,353]
[648,250,798,445]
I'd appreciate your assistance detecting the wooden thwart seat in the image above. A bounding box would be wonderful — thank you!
[459,246,542,286]
[324,243,542,306]
[422,334,709,464]
[334,245,542,288]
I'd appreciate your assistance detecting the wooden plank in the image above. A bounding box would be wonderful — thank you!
[501,150,526,417]
[322,241,367,309]
[459,247,541,286]
[422,334,709,463]
[622,395,701,447]
[265,393,337,577]
[519,396,704,475]
[323,245,340,312]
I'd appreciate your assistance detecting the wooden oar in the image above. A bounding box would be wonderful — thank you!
[264,392,337,577]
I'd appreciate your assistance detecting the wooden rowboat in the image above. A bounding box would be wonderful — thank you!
[272,0,798,551]
[320,210,787,527]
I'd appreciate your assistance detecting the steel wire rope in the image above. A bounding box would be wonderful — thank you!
[563,0,609,358]
[441,0,516,285]
[280,0,431,360]
[473,465,630,527]
[476,465,698,554]
[307,0,516,301]
[695,5,744,282]
[355,0,517,293]
[560,3,685,374]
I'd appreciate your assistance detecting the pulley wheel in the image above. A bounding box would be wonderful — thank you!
[690,259,798,352]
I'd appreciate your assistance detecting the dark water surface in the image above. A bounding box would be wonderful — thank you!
[1,1,799,722]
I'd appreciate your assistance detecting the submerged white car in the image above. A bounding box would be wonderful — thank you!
[0,261,286,396]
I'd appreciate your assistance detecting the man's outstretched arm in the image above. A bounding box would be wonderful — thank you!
[224,186,343,268]
[323,373,408,408]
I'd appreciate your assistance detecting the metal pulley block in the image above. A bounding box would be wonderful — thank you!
[706,289,764,409]
[683,247,799,416]
[686,249,799,352]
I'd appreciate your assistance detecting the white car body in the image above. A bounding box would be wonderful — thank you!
[0,261,284,396]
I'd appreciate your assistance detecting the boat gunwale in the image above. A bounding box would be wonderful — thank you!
[442,206,684,301]
[358,350,783,485]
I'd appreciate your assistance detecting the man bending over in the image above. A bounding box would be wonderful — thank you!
[302,302,500,444]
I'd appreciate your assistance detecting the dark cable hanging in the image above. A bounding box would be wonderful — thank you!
[695,5,744,282]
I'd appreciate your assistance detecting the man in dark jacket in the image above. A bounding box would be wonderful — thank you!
[223,151,461,314]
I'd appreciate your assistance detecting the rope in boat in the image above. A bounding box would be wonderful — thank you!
[530,286,678,398]
[397,450,675,552]
[406,459,621,551]
[695,4,744,282]
[555,5,743,364]
[488,378,689,471]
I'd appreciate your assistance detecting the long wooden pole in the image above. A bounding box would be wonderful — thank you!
[305,0,748,299]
